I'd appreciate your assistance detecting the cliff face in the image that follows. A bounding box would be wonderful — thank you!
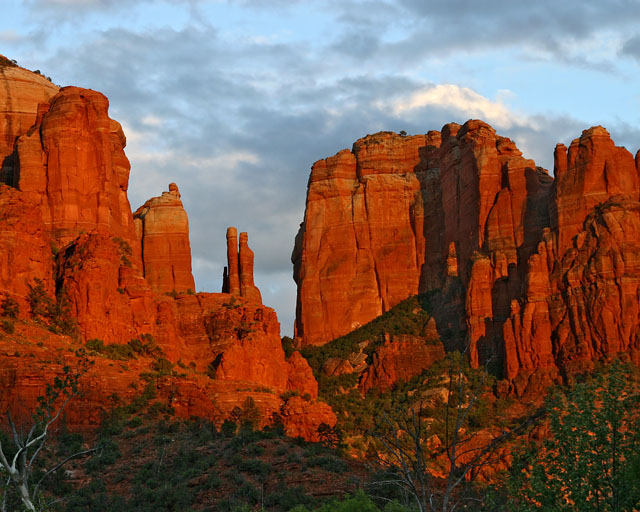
[292,132,437,345]
[0,61,333,440]
[0,57,59,185]
[133,183,196,294]
[294,121,640,394]
[14,86,141,263]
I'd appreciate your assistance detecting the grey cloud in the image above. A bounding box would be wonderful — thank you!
[21,7,637,335]
[621,35,640,61]
[325,0,640,70]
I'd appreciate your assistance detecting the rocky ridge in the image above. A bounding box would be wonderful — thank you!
[0,59,334,440]
[294,120,640,395]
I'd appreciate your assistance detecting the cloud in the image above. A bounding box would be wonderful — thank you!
[386,85,528,130]
[9,1,637,335]
[621,35,640,61]
[325,0,640,71]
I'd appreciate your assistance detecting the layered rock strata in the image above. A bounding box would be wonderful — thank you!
[133,183,196,294]
[0,56,59,185]
[294,121,640,394]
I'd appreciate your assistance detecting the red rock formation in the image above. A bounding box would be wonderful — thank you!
[57,232,156,344]
[551,126,640,255]
[14,86,141,266]
[359,335,445,393]
[239,232,262,302]
[292,132,436,346]
[225,227,241,295]
[295,121,640,395]
[0,57,58,185]
[0,184,54,306]
[223,227,261,302]
[503,127,640,395]
[0,322,334,439]
[0,62,331,440]
[294,121,549,350]
[280,396,337,442]
[133,183,196,294]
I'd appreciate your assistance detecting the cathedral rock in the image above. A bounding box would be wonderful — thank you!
[0,57,334,440]
[293,120,640,395]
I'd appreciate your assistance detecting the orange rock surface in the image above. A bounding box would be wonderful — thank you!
[0,184,54,306]
[0,63,331,440]
[14,86,141,264]
[295,121,640,395]
[57,232,156,344]
[222,227,262,302]
[359,335,445,393]
[292,132,435,346]
[133,183,196,294]
[0,57,58,185]
[0,322,334,439]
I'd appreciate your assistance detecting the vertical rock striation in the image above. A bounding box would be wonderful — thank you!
[13,86,141,267]
[133,183,196,294]
[223,227,262,302]
[294,121,640,395]
[0,61,333,439]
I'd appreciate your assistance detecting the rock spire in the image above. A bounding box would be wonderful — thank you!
[223,227,262,302]
[133,183,196,294]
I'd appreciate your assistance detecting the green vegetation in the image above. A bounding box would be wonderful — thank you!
[291,490,409,511]
[493,360,640,511]
[112,237,132,267]
[85,334,163,361]
[0,295,17,333]
[35,402,367,512]
[27,279,78,337]
[0,357,94,511]
[0,55,18,68]
[301,292,442,376]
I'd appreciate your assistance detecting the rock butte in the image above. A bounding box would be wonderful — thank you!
[294,121,640,395]
[0,60,334,440]
[133,183,196,294]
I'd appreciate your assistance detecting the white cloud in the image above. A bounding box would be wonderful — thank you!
[0,30,24,43]
[385,84,534,130]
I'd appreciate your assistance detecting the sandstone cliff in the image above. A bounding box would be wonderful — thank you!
[0,56,58,185]
[294,121,640,395]
[133,183,196,294]
[0,61,333,440]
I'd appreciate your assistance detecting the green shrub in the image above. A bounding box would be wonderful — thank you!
[27,279,78,337]
[151,357,174,375]
[1,318,14,334]
[282,336,296,358]
[128,334,163,357]
[86,339,135,361]
[27,278,54,320]
[306,455,348,473]
[1,295,19,319]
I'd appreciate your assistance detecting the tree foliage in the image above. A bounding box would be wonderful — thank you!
[0,355,94,511]
[502,360,640,511]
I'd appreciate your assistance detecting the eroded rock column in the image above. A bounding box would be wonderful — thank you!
[239,232,262,303]
[223,227,261,302]
[226,227,241,295]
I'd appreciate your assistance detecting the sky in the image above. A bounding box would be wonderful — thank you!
[2,0,640,336]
